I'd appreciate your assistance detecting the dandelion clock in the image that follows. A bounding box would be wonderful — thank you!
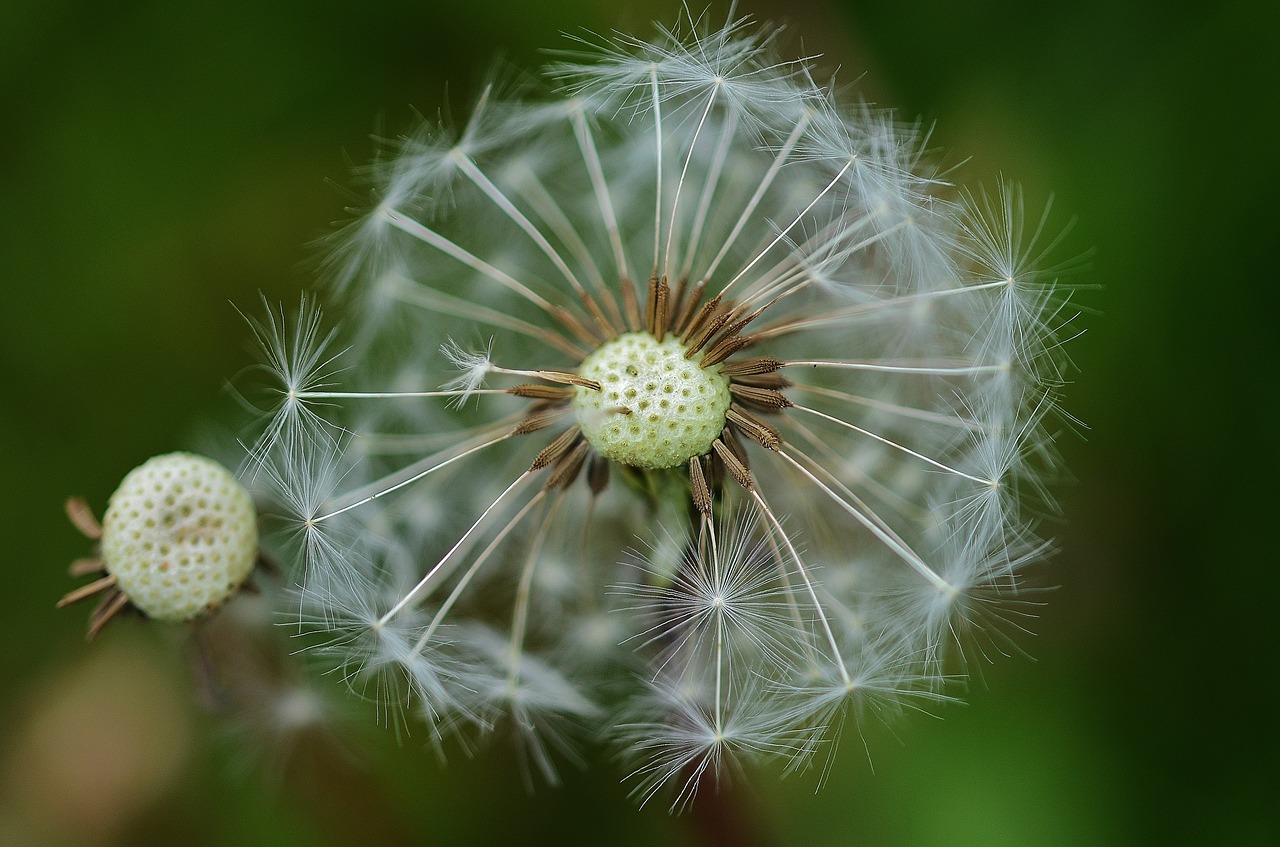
[230,9,1078,808]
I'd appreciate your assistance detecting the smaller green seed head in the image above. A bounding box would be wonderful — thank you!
[573,332,731,469]
[100,452,258,621]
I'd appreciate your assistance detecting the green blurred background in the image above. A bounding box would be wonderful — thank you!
[3,1,1276,844]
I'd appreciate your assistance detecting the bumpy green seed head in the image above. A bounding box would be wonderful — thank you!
[573,332,731,469]
[100,452,258,621]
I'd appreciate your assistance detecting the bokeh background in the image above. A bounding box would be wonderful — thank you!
[3,1,1276,845]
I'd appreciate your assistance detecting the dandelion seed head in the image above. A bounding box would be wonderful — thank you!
[241,8,1082,802]
[99,453,258,622]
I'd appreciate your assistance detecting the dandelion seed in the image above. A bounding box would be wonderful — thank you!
[246,9,1079,802]
[440,338,494,406]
